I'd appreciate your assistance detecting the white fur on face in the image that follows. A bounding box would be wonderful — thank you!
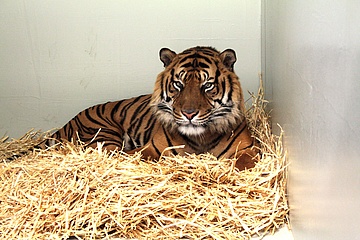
[178,125,206,136]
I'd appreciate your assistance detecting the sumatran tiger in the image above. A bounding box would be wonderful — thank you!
[43,46,259,170]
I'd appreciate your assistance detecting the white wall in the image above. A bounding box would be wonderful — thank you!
[264,1,360,239]
[0,0,261,138]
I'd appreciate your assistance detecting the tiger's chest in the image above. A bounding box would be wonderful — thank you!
[117,95,230,156]
[125,116,226,156]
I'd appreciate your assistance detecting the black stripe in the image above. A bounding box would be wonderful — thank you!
[170,69,175,81]
[217,122,247,158]
[214,99,222,106]
[180,62,193,68]
[96,104,114,127]
[227,75,234,101]
[98,127,122,137]
[159,75,165,100]
[157,103,172,113]
[198,62,209,68]
[163,125,178,155]
[130,97,151,123]
[102,141,122,148]
[110,101,125,126]
[132,108,152,139]
[214,69,220,85]
[207,134,224,151]
[180,134,199,149]
[179,54,212,65]
[200,55,212,64]
[220,77,227,101]
[152,138,162,157]
[200,49,216,56]
[83,108,106,128]
[142,118,157,144]
[119,95,146,126]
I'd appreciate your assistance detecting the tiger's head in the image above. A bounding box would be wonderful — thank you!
[151,46,246,136]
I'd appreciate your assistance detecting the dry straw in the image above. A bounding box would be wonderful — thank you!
[0,77,289,239]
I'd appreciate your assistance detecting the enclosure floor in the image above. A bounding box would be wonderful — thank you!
[252,226,293,240]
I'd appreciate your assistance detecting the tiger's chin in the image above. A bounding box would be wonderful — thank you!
[178,125,206,136]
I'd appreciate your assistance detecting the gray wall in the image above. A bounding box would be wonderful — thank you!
[3,1,360,238]
[263,1,360,239]
[0,1,261,138]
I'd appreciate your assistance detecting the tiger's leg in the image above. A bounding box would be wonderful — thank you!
[234,147,259,170]
[232,136,259,171]
[125,144,161,161]
[125,125,187,161]
[213,123,259,171]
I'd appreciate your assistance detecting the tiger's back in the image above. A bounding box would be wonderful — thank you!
[46,46,259,170]
[49,94,154,151]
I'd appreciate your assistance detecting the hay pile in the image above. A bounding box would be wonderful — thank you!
[0,80,289,239]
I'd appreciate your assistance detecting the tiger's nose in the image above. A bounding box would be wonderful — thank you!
[182,109,199,120]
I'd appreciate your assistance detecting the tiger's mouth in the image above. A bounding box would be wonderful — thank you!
[178,124,206,136]
[174,107,217,136]
[175,117,208,135]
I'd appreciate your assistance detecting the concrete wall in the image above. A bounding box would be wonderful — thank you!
[263,1,360,239]
[0,0,261,138]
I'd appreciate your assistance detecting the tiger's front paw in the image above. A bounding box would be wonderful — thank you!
[125,145,160,162]
[235,151,258,171]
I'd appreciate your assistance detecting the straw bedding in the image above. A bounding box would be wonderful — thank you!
[0,80,289,239]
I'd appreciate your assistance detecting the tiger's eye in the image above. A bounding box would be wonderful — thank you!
[203,82,214,91]
[173,81,183,90]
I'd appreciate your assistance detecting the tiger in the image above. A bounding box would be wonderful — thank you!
[43,46,259,170]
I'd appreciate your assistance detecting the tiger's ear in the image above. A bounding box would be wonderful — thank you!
[220,49,237,71]
[160,48,177,67]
